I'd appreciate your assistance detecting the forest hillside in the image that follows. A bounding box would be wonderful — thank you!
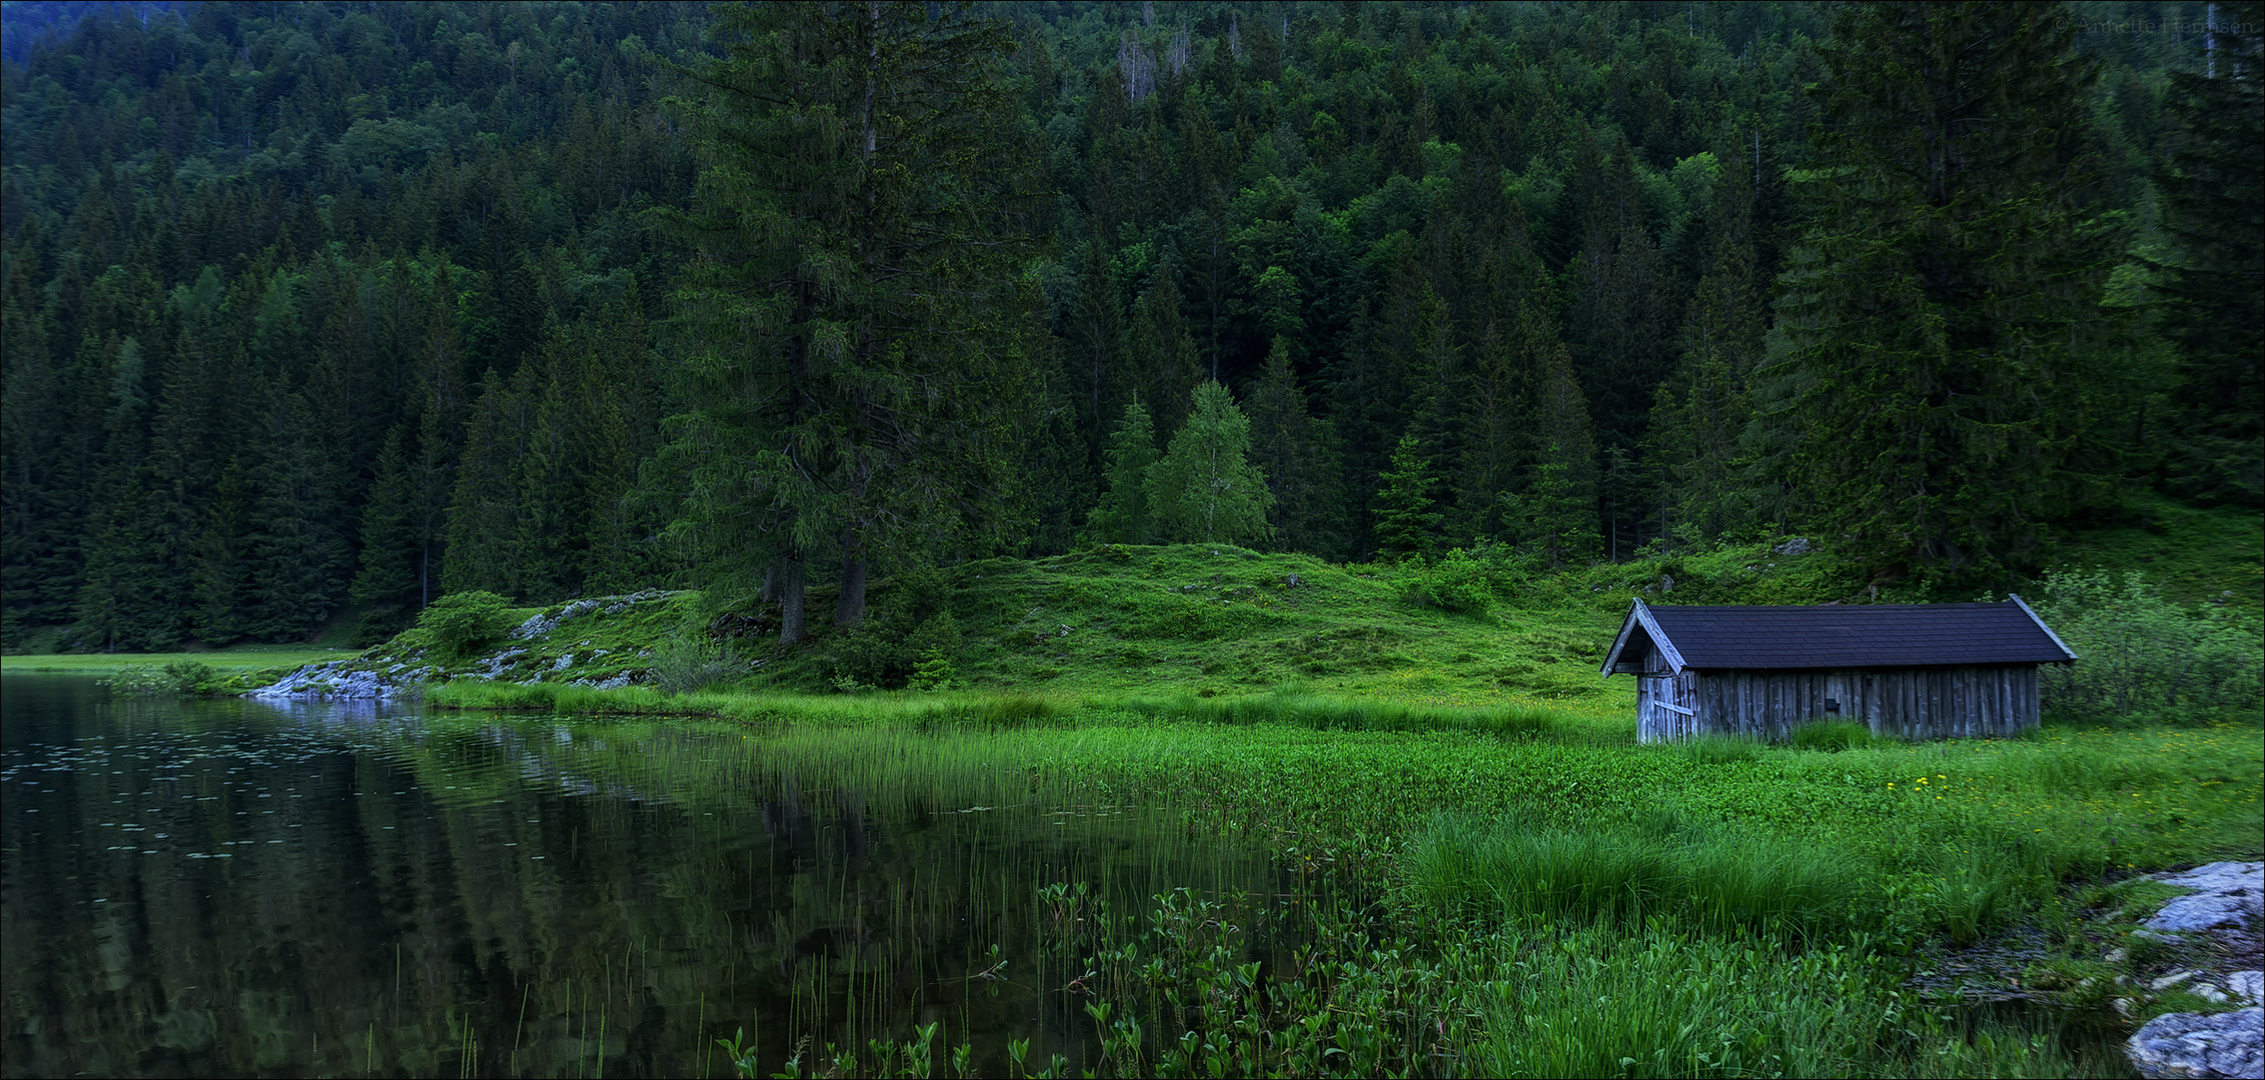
[1,0,2256,653]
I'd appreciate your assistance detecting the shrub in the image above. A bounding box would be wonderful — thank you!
[2030,569,2265,721]
[417,590,517,660]
[649,632,752,694]
[99,660,221,696]
[1403,547,1505,616]
[822,567,957,690]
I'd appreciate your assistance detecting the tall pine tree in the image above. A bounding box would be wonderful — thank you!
[1761,1,2119,584]
[660,0,1039,640]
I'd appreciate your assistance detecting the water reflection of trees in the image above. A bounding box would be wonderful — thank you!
[1,688,1267,1076]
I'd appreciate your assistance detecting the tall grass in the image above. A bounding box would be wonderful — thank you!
[1402,813,1871,942]
[1469,927,2117,1079]
[1119,687,1581,738]
[425,679,1592,740]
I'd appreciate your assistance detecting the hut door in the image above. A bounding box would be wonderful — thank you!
[1640,647,1694,739]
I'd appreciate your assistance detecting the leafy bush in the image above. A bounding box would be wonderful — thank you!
[417,590,517,660]
[822,567,959,690]
[2030,569,2264,721]
[1402,546,1510,616]
[649,632,752,694]
[99,660,222,696]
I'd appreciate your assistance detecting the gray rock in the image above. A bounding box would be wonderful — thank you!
[1773,537,1812,556]
[2231,972,2265,1006]
[513,598,602,641]
[2127,1007,2263,1079]
[2147,862,2265,934]
[473,647,528,680]
[248,662,409,701]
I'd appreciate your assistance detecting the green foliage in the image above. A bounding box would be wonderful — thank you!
[656,0,1039,640]
[97,660,223,697]
[821,567,963,691]
[2150,0,2265,506]
[1790,720,1877,752]
[0,0,2245,654]
[1083,400,1159,545]
[1401,546,1501,617]
[415,591,517,661]
[1765,3,2126,585]
[649,632,752,695]
[1147,382,1273,546]
[1370,433,1442,560]
[1500,452,1603,571]
[907,613,964,691]
[2029,569,2265,721]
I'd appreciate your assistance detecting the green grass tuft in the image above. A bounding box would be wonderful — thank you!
[1792,719,1879,751]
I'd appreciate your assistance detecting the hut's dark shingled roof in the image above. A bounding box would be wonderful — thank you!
[1644,602,2075,670]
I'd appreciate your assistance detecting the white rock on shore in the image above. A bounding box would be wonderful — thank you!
[2147,863,2265,934]
[248,661,429,700]
[2128,1007,2262,1080]
[2126,862,2265,1080]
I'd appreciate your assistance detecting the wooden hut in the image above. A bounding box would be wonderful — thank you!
[1600,598,2076,742]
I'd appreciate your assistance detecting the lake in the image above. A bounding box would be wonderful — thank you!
[0,675,1278,1077]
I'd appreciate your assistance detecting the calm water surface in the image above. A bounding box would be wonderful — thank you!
[0,675,1275,1077]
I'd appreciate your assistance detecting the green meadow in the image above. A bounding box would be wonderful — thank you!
[385,538,2263,1078]
[14,532,2259,1077]
[422,683,2258,1078]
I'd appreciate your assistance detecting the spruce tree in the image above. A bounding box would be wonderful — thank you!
[1085,399,1159,545]
[1371,432,1443,561]
[442,369,527,597]
[1513,340,1603,568]
[1762,2,2119,583]
[1245,336,1346,558]
[2153,0,2264,504]
[352,425,422,634]
[1148,381,1272,545]
[659,0,1038,640]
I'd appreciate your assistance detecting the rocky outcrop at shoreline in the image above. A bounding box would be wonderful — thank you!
[248,659,437,700]
[242,589,683,701]
[2126,861,2264,1080]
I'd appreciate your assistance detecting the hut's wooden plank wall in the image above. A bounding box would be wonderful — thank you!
[1634,644,2041,742]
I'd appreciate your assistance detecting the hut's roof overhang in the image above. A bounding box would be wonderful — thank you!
[1601,597,2077,676]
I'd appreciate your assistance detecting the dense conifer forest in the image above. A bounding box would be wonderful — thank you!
[1,0,2256,652]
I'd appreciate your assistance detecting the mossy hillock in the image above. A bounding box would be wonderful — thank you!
[267,537,1865,702]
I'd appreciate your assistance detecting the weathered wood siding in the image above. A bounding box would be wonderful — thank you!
[1636,644,1701,742]
[1635,646,2041,742]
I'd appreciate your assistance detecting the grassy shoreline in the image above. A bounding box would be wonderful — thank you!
[420,677,2260,1077]
[8,529,2257,1076]
[0,646,360,675]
